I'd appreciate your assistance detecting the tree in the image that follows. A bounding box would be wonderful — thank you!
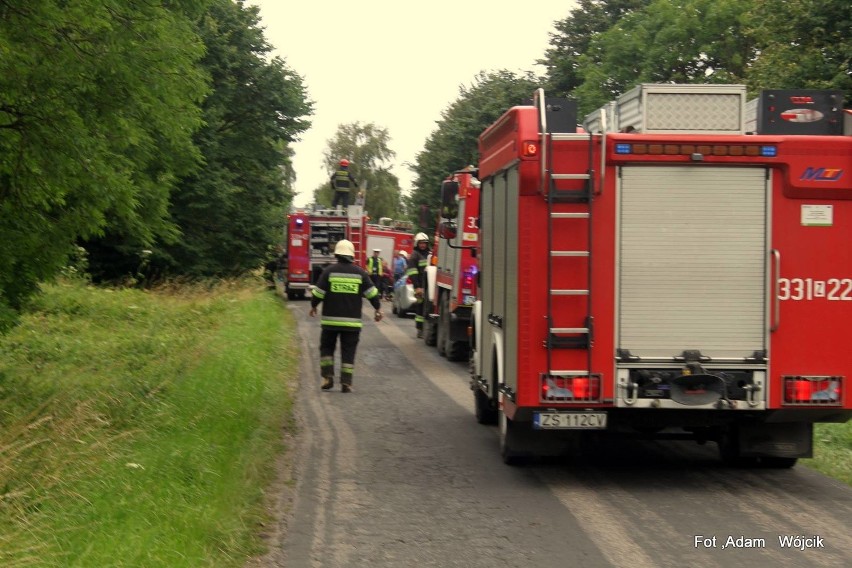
[540,0,651,97]
[85,0,312,280]
[571,0,753,115]
[315,122,401,221]
[746,0,852,104]
[0,0,208,327]
[407,70,540,232]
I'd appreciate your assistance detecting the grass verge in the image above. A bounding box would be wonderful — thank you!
[0,278,298,567]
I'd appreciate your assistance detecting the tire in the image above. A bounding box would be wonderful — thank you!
[392,303,399,315]
[499,410,532,466]
[718,427,758,467]
[436,295,448,357]
[446,338,469,362]
[423,299,437,346]
[474,387,497,425]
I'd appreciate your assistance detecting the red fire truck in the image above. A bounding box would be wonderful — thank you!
[455,85,852,465]
[422,168,480,361]
[283,205,412,300]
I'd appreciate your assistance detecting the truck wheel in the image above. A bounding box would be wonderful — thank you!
[718,428,758,467]
[446,340,469,362]
[436,296,448,357]
[474,388,497,425]
[423,300,437,346]
[499,410,532,465]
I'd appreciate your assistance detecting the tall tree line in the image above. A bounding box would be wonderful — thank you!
[0,0,312,328]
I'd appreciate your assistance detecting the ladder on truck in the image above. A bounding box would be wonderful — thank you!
[346,204,364,263]
[533,88,605,389]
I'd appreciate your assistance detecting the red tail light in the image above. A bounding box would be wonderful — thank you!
[783,375,842,405]
[541,374,601,402]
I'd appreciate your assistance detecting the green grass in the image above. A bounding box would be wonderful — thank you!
[803,421,852,486]
[0,279,299,567]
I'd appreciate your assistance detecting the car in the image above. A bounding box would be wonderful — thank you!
[391,277,417,317]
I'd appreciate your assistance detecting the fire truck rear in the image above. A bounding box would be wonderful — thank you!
[284,206,412,300]
[423,168,480,361]
[460,85,852,465]
[283,206,367,300]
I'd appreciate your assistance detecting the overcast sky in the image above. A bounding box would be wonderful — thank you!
[246,1,575,206]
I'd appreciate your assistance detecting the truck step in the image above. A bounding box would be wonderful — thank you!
[550,289,589,295]
[552,173,591,180]
[549,187,590,203]
[551,250,589,257]
[550,327,589,334]
[547,334,589,349]
[551,212,590,219]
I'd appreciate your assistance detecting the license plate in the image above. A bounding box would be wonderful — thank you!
[533,412,607,430]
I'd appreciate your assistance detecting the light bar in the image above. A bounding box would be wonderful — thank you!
[612,143,777,158]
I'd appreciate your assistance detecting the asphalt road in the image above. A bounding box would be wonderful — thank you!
[254,298,852,568]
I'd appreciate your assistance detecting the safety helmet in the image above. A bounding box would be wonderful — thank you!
[415,232,429,243]
[339,158,350,167]
[372,248,381,253]
[333,239,355,257]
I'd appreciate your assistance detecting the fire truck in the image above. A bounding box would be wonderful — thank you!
[422,168,480,361]
[453,85,852,465]
[283,205,412,300]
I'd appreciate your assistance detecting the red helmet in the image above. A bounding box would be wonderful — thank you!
[339,159,350,167]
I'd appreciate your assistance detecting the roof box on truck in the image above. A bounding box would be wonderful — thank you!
[613,83,747,135]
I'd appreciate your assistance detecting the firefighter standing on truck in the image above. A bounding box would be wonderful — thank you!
[309,239,383,393]
[330,158,358,210]
[406,233,431,338]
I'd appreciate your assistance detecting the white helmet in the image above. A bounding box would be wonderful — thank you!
[415,232,429,243]
[333,239,355,257]
[399,250,408,258]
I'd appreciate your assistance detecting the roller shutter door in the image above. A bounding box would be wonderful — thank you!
[618,166,767,360]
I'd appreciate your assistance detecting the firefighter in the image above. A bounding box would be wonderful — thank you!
[393,250,408,282]
[309,239,383,393]
[330,158,358,210]
[366,248,385,299]
[406,232,431,338]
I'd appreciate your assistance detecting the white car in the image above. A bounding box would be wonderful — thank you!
[391,277,417,317]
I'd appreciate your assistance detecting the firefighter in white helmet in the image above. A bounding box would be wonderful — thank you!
[406,232,431,338]
[309,239,383,393]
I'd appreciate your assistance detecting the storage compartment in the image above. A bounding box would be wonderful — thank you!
[616,83,747,134]
[745,90,844,135]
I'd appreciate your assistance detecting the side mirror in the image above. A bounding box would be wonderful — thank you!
[440,180,460,219]
[438,221,457,240]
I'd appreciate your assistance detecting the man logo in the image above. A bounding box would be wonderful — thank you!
[800,167,844,182]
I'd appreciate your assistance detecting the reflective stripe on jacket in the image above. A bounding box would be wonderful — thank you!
[311,261,381,329]
[331,169,356,191]
[367,256,384,275]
